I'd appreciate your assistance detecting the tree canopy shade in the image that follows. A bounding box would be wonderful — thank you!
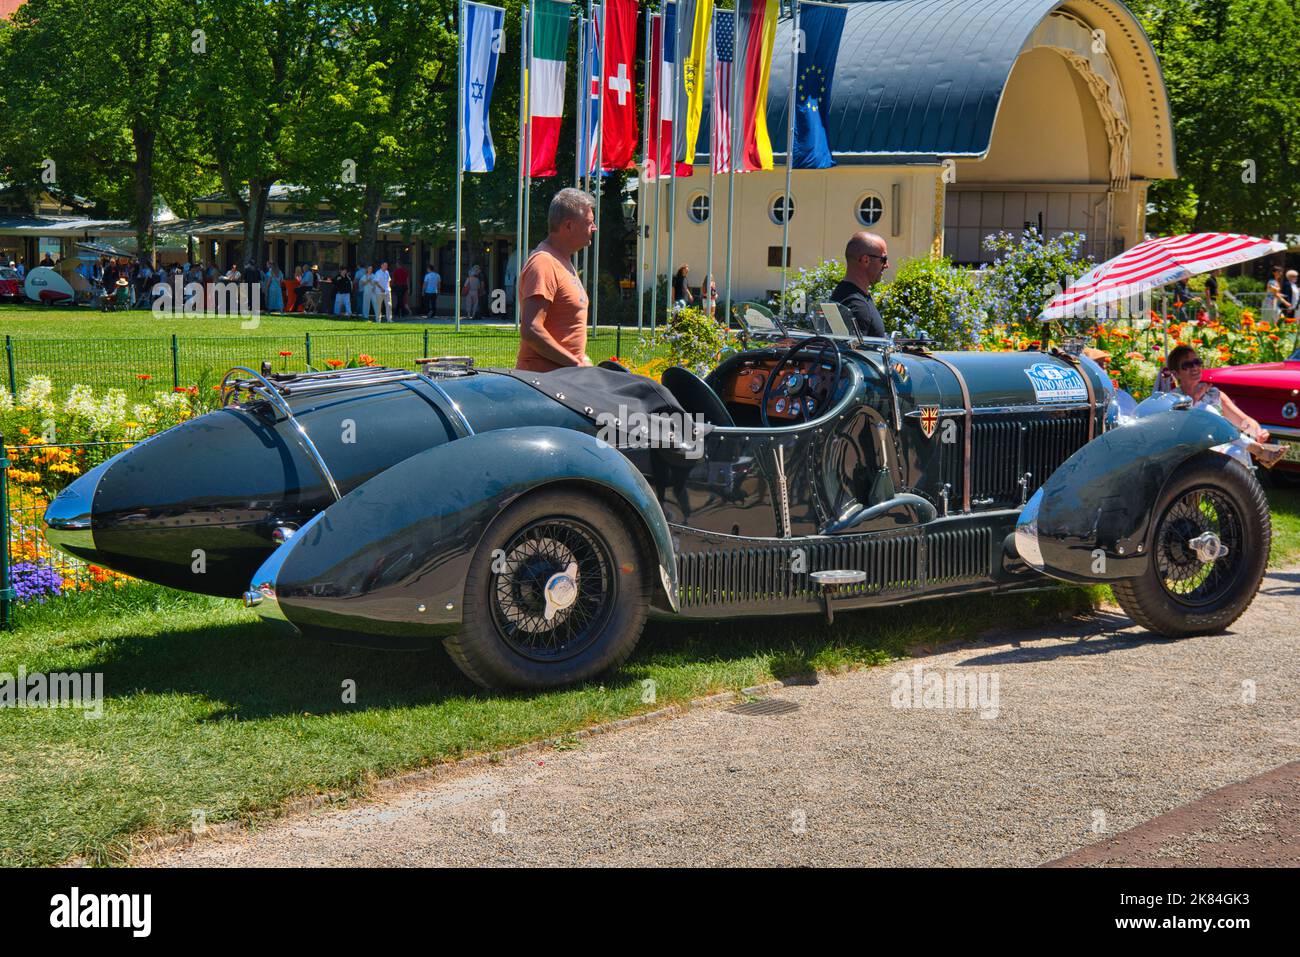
[0,0,210,255]
[1129,0,1300,240]
[189,0,339,267]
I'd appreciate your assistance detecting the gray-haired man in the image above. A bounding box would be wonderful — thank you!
[516,187,596,372]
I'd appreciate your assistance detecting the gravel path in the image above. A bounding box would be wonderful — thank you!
[139,569,1300,867]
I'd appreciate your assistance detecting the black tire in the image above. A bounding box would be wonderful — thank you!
[1112,452,1270,637]
[444,489,650,690]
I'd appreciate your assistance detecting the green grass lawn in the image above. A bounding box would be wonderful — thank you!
[1,304,642,393]
[1,487,1296,867]
[1266,482,1300,566]
[0,581,1100,867]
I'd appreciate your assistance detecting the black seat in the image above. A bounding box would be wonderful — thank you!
[661,366,734,427]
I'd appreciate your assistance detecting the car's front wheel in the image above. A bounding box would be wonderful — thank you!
[1112,452,1270,637]
[444,489,650,690]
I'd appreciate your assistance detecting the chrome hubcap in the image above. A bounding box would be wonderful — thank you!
[542,563,579,622]
[1187,531,1229,564]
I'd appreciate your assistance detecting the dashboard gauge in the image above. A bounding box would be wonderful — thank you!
[790,399,801,415]
[749,373,766,394]
[784,373,803,394]
[774,398,787,414]
[805,398,815,414]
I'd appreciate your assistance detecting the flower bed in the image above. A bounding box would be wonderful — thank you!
[0,374,216,607]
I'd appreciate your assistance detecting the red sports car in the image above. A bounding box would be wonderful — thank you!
[1203,349,1300,479]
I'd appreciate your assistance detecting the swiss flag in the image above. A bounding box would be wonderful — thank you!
[600,0,638,171]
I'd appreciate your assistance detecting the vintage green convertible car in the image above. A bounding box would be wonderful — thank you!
[44,320,1270,689]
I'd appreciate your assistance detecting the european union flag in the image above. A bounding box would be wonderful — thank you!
[793,3,845,169]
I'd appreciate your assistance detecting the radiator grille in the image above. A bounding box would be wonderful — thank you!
[926,525,993,584]
[965,410,1090,505]
[676,532,922,610]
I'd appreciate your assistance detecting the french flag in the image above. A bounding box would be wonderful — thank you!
[647,5,692,180]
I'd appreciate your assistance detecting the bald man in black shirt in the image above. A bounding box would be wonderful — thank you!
[829,231,888,338]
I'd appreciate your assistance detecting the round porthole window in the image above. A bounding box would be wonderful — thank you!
[770,195,794,225]
[688,193,710,224]
[856,193,884,227]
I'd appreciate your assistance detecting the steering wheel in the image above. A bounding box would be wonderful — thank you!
[759,336,843,427]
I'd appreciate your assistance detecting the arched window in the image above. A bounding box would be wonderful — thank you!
[856,193,884,227]
[688,193,710,224]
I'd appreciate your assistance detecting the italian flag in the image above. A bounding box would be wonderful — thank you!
[528,0,571,177]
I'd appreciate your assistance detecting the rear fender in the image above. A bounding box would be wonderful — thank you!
[1015,408,1240,583]
[248,427,678,641]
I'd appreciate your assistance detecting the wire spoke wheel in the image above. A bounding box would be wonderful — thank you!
[1153,485,1244,607]
[489,517,616,662]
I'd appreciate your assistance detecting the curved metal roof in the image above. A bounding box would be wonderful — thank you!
[765,0,1064,156]
[716,0,1166,163]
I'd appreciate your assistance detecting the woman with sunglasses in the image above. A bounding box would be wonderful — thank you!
[1161,344,1285,467]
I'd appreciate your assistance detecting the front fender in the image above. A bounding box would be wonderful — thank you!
[1015,408,1240,583]
[246,427,678,643]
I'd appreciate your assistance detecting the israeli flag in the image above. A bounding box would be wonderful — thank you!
[462,2,506,172]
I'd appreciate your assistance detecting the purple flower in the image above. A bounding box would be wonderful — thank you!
[10,561,63,603]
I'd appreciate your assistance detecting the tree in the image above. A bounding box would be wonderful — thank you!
[0,0,200,256]
[1130,0,1300,239]
[191,0,335,268]
[289,0,458,268]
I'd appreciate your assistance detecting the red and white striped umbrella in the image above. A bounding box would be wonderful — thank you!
[1040,232,1286,320]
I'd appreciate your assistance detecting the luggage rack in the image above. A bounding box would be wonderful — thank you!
[220,366,347,501]
[222,363,421,400]
[416,355,477,378]
[219,359,479,503]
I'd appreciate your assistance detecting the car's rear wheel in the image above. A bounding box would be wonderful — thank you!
[1112,452,1270,637]
[444,489,650,690]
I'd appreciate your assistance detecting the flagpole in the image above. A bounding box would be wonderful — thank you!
[523,0,536,320]
[705,8,715,321]
[515,4,529,328]
[576,7,589,295]
[722,2,739,327]
[455,0,466,332]
[666,0,681,321]
[576,7,587,188]
[637,7,652,334]
[649,12,662,333]
[779,0,798,318]
[591,1,607,332]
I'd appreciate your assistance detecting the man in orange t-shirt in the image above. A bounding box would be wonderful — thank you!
[516,188,596,372]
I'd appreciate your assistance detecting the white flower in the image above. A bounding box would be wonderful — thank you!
[17,375,55,413]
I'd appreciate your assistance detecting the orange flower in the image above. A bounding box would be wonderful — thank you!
[279,350,293,357]
[136,373,152,381]
[1268,334,1280,342]
[326,359,345,369]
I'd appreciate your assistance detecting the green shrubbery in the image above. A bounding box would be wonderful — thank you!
[876,256,985,349]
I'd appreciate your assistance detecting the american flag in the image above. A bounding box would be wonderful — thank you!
[712,13,733,174]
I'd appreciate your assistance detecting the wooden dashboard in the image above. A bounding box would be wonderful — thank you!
[723,358,836,420]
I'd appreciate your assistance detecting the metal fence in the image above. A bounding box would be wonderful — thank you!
[4,325,640,395]
[1,438,136,628]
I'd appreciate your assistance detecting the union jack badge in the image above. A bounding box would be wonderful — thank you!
[919,406,940,439]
